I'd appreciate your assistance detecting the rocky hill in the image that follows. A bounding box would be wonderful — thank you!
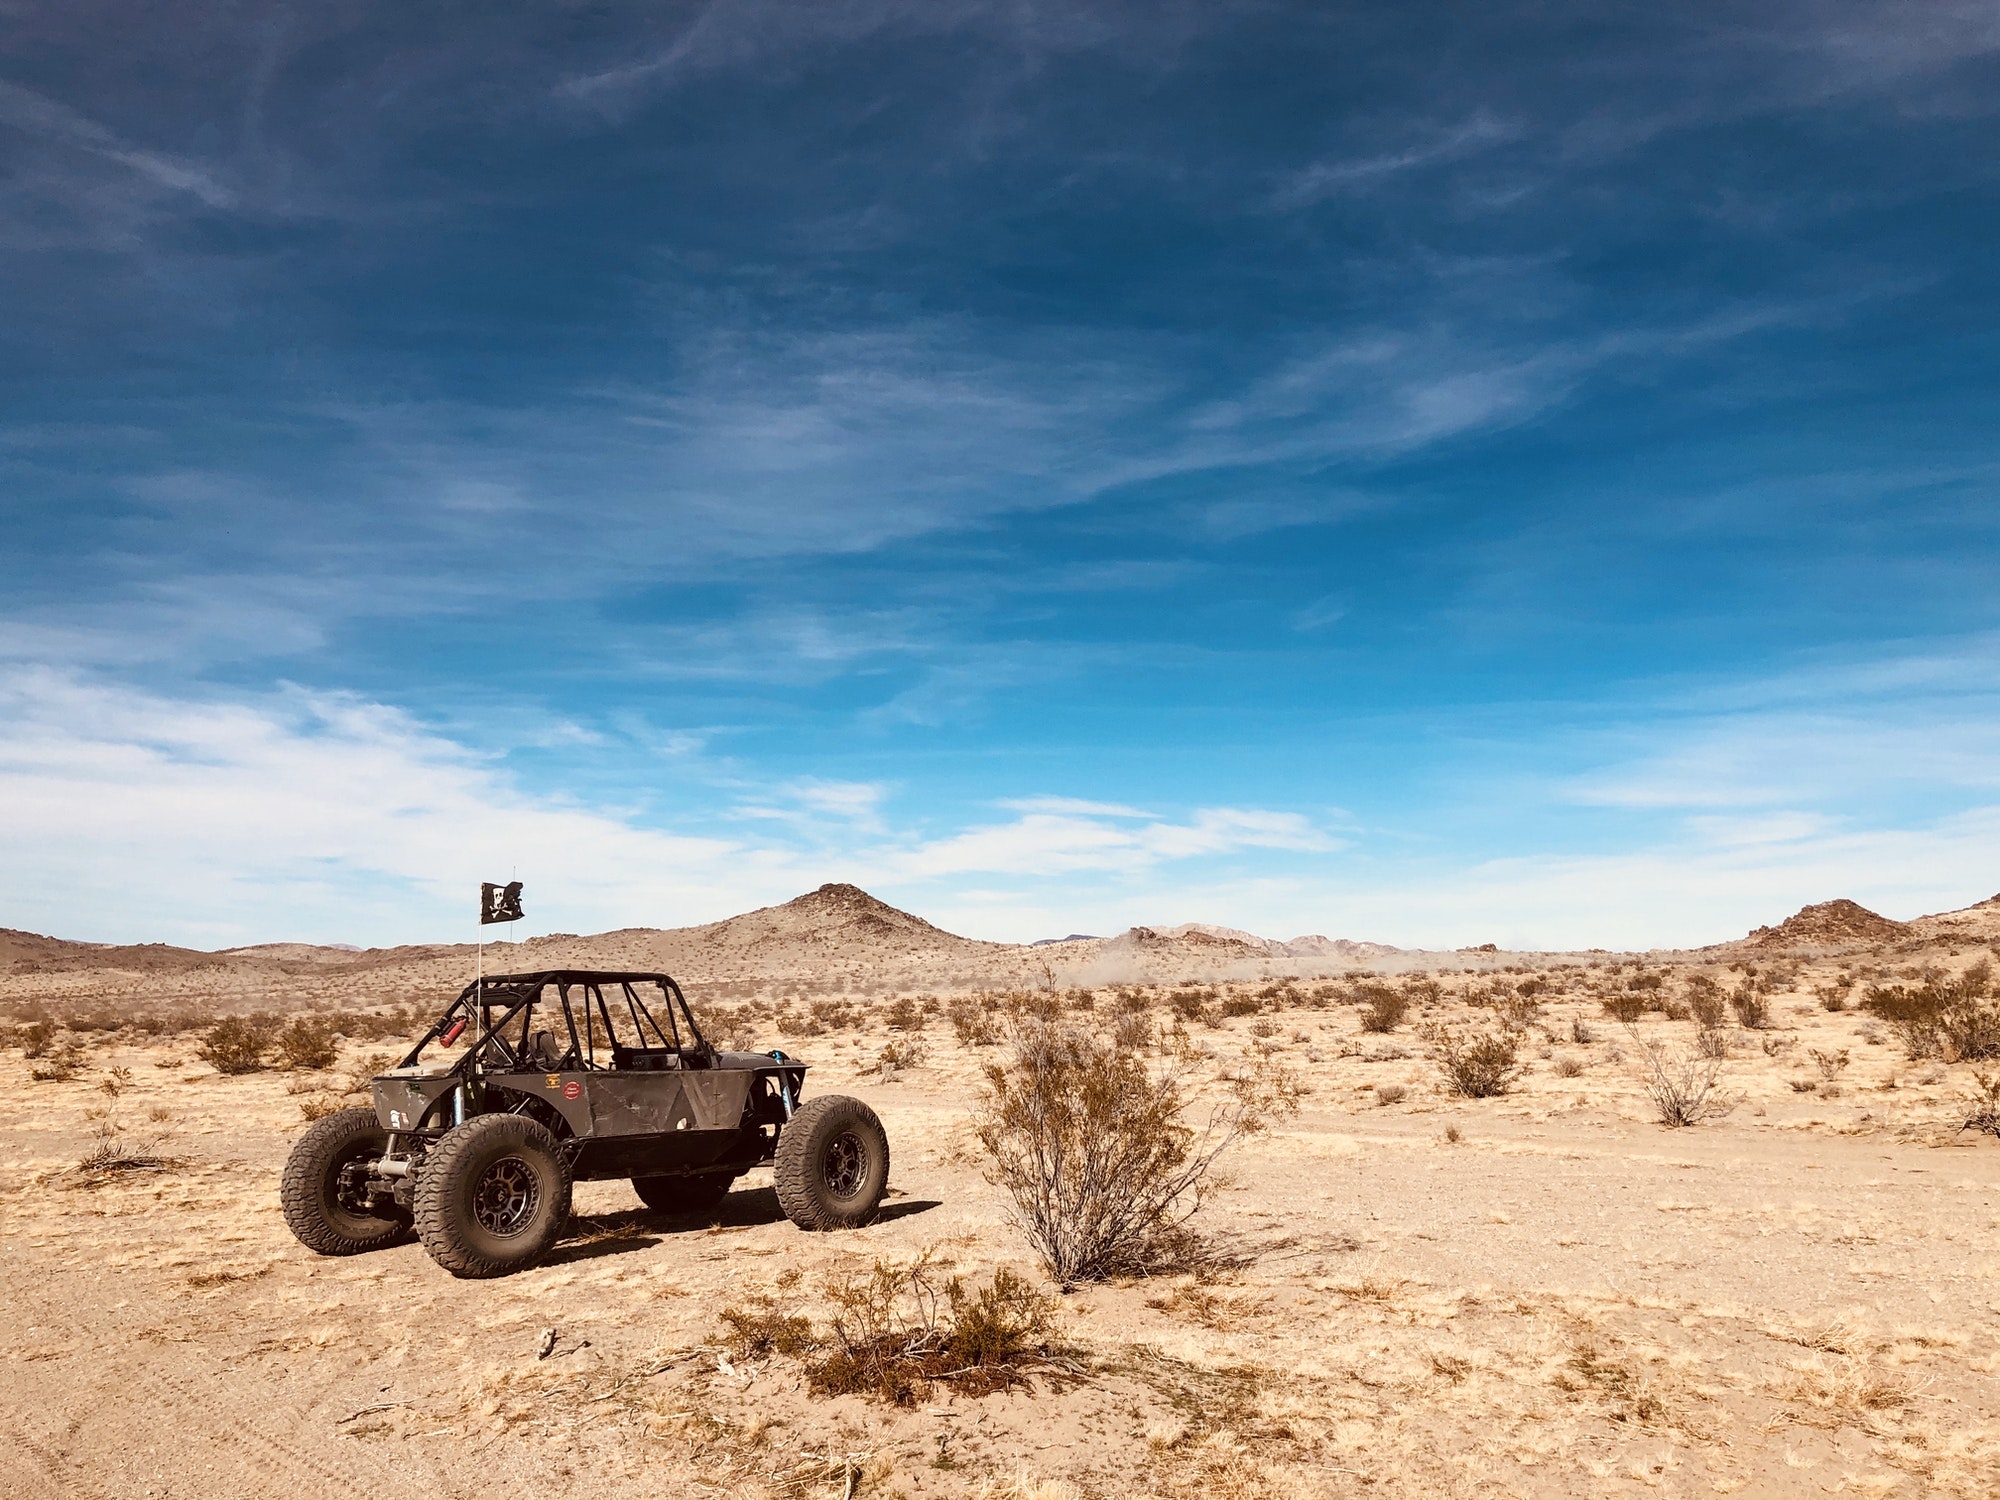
[1741,899,1911,949]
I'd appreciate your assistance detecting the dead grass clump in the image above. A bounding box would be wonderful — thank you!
[1958,1072,2000,1139]
[1552,1054,1584,1077]
[720,1306,820,1361]
[196,1018,268,1075]
[29,1037,85,1082]
[298,1095,343,1121]
[1695,1027,1731,1059]
[68,1133,185,1186]
[1357,985,1408,1033]
[976,1023,1259,1283]
[1556,1344,1663,1423]
[804,1254,1070,1404]
[878,1036,929,1072]
[1374,1082,1408,1105]
[1422,1024,1524,1098]
[275,1016,337,1070]
[1633,1034,1737,1127]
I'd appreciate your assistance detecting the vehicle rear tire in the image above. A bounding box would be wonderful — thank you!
[632,1171,737,1215]
[774,1094,889,1230]
[413,1115,571,1278]
[281,1107,411,1256]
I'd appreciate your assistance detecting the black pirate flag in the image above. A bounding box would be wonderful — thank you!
[480,881,525,924]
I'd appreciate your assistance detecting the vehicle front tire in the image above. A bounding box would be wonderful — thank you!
[632,1171,737,1216]
[774,1094,889,1230]
[413,1115,571,1278]
[281,1106,411,1256]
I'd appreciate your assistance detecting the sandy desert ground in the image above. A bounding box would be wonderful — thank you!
[5,890,2000,1499]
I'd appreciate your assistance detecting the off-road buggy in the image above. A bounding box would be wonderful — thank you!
[281,970,889,1277]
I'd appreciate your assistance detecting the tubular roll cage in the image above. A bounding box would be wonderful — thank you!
[396,970,717,1079]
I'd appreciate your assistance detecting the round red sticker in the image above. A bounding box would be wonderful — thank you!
[561,1081,582,1101]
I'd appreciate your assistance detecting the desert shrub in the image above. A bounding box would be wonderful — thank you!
[974,1023,1259,1284]
[196,1018,268,1075]
[1729,985,1771,1030]
[1498,991,1540,1026]
[1695,1027,1731,1059]
[885,995,928,1031]
[1570,1017,1597,1045]
[1600,993,1646,1024]
[1357,985,1409,1033]
[1633,1036,1737,1127]
[1862,963,2000,1062]
[298,1095,342,1121]
[1809,1047,1850,1082]
[1005,989,1065,1022]
[29,1037,85,1082]
[947,997,1001,1047]
[1165,989,1205,1021]
[804,1253,1067,1403]
[1374,1082,1408,1105]
[810,998,861,1031]
[720,1305,820,1361]
[1553,1054,1584,1078]
[1961,1073,2000,1139]
[1422,1024,1524,1098]
[274,1016,338,1070]
[17,1020,55,1058]
[1219,995,1260,1019]
[1685,976,1728,1030]
[878,1037,929,1072]
[1112,1012,1151,1050]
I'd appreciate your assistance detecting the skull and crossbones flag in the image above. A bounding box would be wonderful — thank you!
[480,881,525,924]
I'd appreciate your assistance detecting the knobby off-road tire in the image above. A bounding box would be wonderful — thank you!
[632,1171,737,1215]
[774,1094,890,1230]
[413,1114,572,1278]
[281,1106,411,1255]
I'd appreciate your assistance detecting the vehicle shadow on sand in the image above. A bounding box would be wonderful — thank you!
[552,1188,945,1261]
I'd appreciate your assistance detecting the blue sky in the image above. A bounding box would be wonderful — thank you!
[4,2,1999,949]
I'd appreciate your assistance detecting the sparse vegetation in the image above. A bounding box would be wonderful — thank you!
[1685,974,1728,1030]
[717,1253,1072,1405]
[974,1023,1261,1283]
[1632,1035,1737,1127]
[1357,984,1409,1033]
[275,1016,338,1070]
[1422,1023,1524,1098]
[1729,984,1771,1030]
[1862,962,2000,1061]
[196,1017,269,1074]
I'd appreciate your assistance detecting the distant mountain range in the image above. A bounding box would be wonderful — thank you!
[5,883,1995,1016]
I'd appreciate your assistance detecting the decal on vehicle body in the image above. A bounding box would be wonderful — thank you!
[562,1081,583,1100]
[545,1074,561,1089]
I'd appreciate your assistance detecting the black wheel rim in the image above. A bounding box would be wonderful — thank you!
[472,1155,539,1236]
[331,1144,380,1217]
[823,1130,866,1199]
